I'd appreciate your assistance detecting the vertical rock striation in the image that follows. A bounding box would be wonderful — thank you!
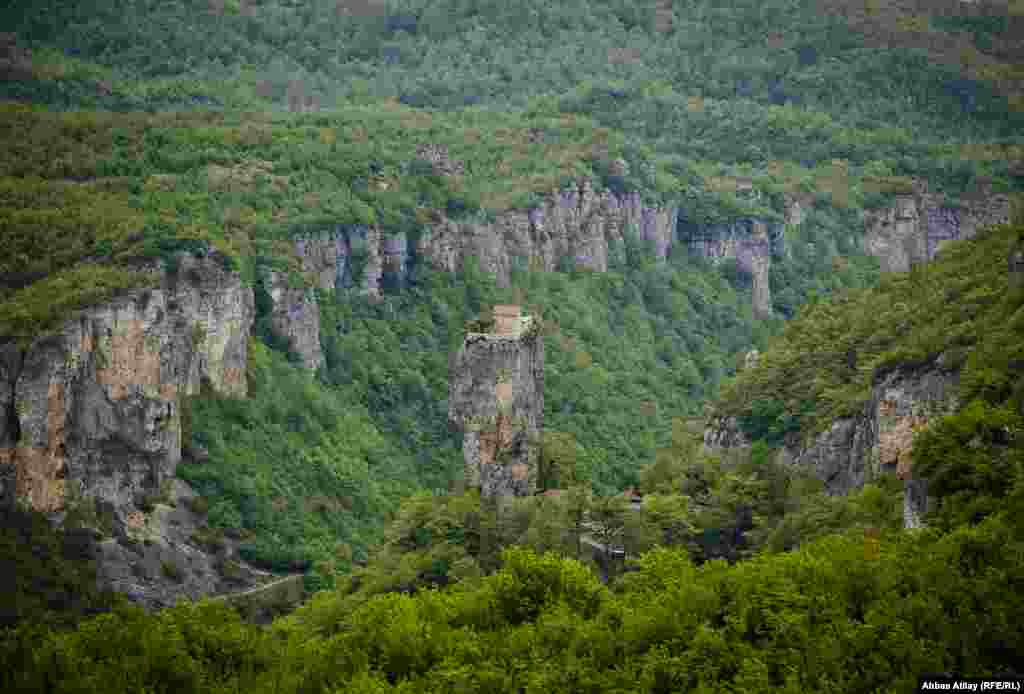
[0,251,262,608]
[782,191,814,228]
[1,253,253,517]
[864,179,1013,273]
[261,269,323,371]
[680,218,784,319]
[419,179,679,287]
[292,224,406,297]
[704,362,960,529]
[270,224,413,371]
[449,306,544,499]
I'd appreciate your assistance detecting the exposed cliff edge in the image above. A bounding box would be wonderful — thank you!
[272,175,800,374]
[705,359,960,530]
[293,224,408,298]
[680,217,785,319]
[864,179,1013,273]
[418,178,679,286]
[275,178,684,373]
[261,269,323,372]
[0,252,291,610]
[703,220,1024,531]
[289,179,680,304]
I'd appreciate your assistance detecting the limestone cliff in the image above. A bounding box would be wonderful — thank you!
[782,191,815,228]
[704,360,960,529]
[261,269,323,371]
[864,179,1013,273]
[680,217,784,319]
[449,306,544,498]
[0,251,280,609]
[419,179,679,286]
[257,224,411,371]
[275,179,681,375]
[294,224,410,297]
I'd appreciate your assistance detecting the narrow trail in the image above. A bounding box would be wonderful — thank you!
[209,572,304,604]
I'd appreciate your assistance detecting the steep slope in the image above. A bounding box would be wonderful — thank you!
[0,102,773,606]
[706,221,1024,530]
[2,0,1023,624]
[0,252,289,609]
[863,177,1014,272]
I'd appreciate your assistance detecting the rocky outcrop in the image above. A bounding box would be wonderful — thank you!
[293,224,407,296]
[415,143,466,178]
[0,251,272,608]
[705,362,960,529]
[91,478,280,611]
[870,364,959,529]
[702,415,750,451]
[291,179,681,303]
[280,179,677,368]
[782,191,815,228]
[863,195,929,272]
[743,349,761,371]
[680,218,784,319]
[449,306,544,498]
[293,232,353,292]
[864,179,1013,273]
[773,416,876,497]
[261,270,323,371]
[267,224,414,370]
[419,179,679,287]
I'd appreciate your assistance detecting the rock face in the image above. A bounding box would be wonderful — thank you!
[870,365,959,529]
[782,191,815,228]
[419,179,679,287]
[261,270,323,371]
[266,224,414,371]
[449,306,544,498]
[293,224,406,297]
[704,363,959,529]
[91,478,277,611]
[0,251,272,608]
[702,415,750,451]
[295,178,679,301]
[0,342,22,510]
[275,180,680,370]
[864,180,1013,273]
[680,218,784,319]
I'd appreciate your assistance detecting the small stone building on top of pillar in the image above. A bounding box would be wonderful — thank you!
[449,304,544,498]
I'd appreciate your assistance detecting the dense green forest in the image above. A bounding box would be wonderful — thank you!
[2,0,1024,691]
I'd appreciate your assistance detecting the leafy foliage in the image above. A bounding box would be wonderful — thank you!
[0,505,130,632]
[4,515,1023,693]
[178,339,411,591]
[2,0,1024,687]
[715,223,1024,440]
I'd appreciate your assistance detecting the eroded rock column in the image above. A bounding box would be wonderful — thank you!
[449,305,544,498]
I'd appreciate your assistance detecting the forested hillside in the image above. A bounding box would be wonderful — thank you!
[4,221,1024,690]
[1,1,1024,691]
